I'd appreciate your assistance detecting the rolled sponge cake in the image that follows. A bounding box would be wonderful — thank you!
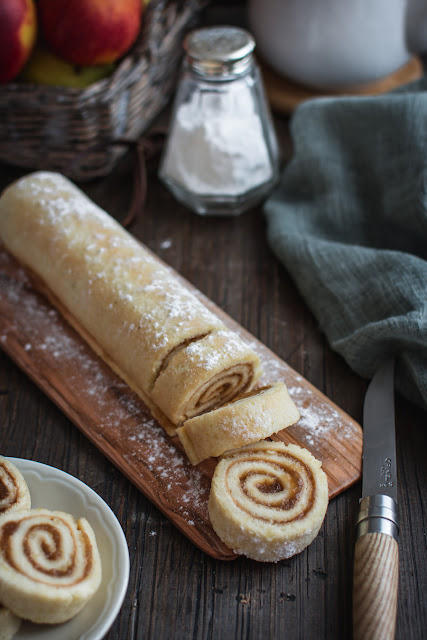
[0,508,102,624]
[208,441,329,562]
[0,461,101,626]
[0,458,28,639]
[0,172,262,430]
[0,457,31,516]
[177,382,300,464]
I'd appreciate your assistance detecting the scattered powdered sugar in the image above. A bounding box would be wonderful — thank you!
[124,419,210,521]
[184,330,254,370]
[1,250,210,523]
[138,278,219,328]
[282,384,353,448]
[216,404,279,443]
[16,173,118,233]
[250,346,356,450]
[0,219,360,547]
[11,173,227,357]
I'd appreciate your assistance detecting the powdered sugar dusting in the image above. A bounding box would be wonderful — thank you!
[184,330,256,370]
[285,385,352,448]
[124,422,209,519]
[245,347,357,450]
[0,235,361,551]
[11,173,223,354]
[0,247,210,523]
[218,413,273,442]
[16,172,118,232]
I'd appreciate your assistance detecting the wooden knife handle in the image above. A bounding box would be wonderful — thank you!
[353,532,399,640]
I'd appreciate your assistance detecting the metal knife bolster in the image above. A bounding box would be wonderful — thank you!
[355,494,399,541]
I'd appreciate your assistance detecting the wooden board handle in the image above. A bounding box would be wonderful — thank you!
[353,532,399,640]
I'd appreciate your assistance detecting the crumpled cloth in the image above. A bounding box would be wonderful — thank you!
[264,77,427,411]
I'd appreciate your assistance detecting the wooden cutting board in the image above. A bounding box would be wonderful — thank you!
[0,245,362,560]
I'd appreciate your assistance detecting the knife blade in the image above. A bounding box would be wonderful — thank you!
[353,358,399,640]
[361,358,397,503]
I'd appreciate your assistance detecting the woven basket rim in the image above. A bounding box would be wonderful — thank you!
[0,0,210,180]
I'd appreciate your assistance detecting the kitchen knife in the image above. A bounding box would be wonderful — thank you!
[353,358,399,640]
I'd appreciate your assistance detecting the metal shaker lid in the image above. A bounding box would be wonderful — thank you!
[184,26,255,76]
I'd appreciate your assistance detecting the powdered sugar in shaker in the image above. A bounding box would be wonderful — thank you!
[159,26,279,216]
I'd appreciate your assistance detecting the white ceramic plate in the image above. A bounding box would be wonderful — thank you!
[6,458,130,640]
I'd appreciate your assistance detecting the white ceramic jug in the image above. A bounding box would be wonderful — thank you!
[248,0,427,88]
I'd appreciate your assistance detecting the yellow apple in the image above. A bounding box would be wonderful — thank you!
[38,0,143,67]
[0,0,37,83]
[21,45,115,88]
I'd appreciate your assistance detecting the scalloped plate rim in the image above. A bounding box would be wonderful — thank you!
[5,457,130,640]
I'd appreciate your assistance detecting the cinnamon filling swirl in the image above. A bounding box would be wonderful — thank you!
[0,457,31,515]
[185,365,254,418]
[208,441,329,562]
[152,330,262,426]
[0,172,262,432]
[177,382,300,465]
[0,508,101,624]
[231,455,315,521]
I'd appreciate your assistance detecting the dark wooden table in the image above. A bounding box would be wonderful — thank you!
[1,6,426,640]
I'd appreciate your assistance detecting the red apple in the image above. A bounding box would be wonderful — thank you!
[38,0,143,67]
[0,0,37,83]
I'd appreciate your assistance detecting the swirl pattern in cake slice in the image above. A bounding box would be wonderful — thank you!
[208,441,329,562]
[0,508,102,624]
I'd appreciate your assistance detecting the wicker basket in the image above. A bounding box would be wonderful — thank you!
[0,0,208,181]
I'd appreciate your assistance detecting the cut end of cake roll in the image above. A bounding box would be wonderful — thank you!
[177,381,300,464]
[208,441,329,562]
[0,508,102,624]
[0,606,21,640]
[151,330,263,427]
[0,172,263,435]
[0,457,31,516]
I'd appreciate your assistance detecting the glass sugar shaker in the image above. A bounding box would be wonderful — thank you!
[158,25,280,216]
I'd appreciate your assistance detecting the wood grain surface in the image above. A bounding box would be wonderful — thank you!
[1,149,426,638]
[0,244,362,559]
[0,4,426,637]
[353,533,399,640]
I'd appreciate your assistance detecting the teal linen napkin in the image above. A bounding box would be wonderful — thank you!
[264,77,427,411]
